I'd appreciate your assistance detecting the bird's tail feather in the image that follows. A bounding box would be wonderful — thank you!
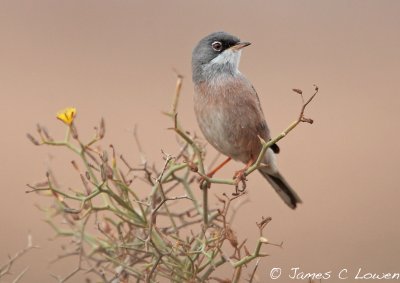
[258,169,302,209]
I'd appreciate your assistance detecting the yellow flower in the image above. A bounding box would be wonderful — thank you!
[56,107,76,125]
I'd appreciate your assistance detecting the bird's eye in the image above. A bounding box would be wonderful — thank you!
[211,41,223,52]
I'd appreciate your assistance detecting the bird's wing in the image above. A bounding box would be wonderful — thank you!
[249,84,280,154]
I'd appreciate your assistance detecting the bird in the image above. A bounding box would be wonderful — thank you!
[191,31,302,209]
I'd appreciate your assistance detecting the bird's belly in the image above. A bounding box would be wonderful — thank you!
[196,104,260,163]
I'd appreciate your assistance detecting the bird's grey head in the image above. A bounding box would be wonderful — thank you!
[192,31,251,84]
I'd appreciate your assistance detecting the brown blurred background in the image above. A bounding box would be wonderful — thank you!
[1,1,400,282]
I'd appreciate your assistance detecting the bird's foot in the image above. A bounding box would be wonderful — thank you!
[233,169,247,195]
[232,158,255,195]
[233,168,247,182]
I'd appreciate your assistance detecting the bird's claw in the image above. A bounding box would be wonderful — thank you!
[233,169,247,195]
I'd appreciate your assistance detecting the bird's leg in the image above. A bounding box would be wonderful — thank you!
[206,156,232,178]
[233,157,254,181]
[199,157,232,187]
[233,157,254,194]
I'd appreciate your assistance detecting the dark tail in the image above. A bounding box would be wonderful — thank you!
[258,169,302,209]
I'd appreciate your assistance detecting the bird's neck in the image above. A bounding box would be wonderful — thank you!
[193,63,241,88]
[192,50,242,85]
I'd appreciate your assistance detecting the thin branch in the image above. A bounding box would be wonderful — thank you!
[248,259,260,283]
[246,85,319,176]
[0,234,39,279]
[232,237,269,268]
[12,266,30,283]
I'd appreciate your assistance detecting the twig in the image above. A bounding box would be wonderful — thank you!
[232,237,269,268]
[146,255,163,283]
[248,259,260,283]
[0,234,39,279]
[133,125,147,165]
[171,72,184,115]
[246,85,319,175]
[12,266,30,283]
[171,114,209,225]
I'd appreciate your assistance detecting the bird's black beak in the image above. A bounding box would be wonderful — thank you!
[230,41,251,51]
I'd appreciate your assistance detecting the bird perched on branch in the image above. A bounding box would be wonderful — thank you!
[192,31,302,209]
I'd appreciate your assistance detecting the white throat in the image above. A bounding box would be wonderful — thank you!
[210,49,241,69]
[202,49,242,83]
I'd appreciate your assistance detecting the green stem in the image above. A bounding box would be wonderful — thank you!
[202,185,208,225]
[246,119,299,175]
[232,237,268,268]
[173,124,210,226]
[200,256,227,281]
[174,174,202,215]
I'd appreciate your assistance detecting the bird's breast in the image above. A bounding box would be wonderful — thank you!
[194,79,268,163]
